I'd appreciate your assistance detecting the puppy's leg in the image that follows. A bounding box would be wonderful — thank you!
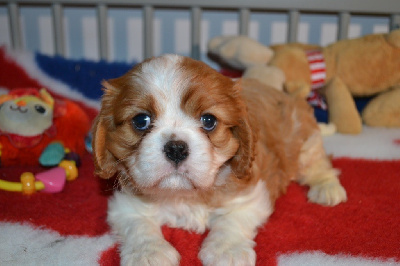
[108,192,180,266]
[298,131,347,206]
[199,181,272,266]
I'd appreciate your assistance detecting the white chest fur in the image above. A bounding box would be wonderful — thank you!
[108,180,272,234]
[156,200,211,233]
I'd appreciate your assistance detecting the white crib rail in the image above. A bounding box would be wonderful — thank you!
[1,0,400,61]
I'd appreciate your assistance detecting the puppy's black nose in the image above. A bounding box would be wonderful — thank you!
[163,140,189,165]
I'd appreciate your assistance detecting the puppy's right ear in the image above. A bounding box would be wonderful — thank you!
[92,80,122,178]
[92,116,117,179]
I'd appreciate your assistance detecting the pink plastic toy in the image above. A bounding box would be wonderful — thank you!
[35,167,66,193]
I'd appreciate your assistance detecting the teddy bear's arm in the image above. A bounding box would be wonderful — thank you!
[362,87,400,128]
[323,77,362,134]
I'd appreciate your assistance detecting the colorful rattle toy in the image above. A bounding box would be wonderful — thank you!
[0,160,78,195]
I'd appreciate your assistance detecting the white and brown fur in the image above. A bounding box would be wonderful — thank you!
[92,54,347,266]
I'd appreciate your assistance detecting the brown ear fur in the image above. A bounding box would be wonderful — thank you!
[91,80,121,179]
[230,81,257,180]
[91,116,118,179]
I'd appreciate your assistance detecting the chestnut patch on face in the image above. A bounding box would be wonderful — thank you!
[100,73,161,161]
[179,57,244,161]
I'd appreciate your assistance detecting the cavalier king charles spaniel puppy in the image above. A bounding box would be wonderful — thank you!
[92,54,347,266]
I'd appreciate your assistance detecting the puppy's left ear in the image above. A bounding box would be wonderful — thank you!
[92,116,118,179]
[231,118,256,180]
[230,80,257,180]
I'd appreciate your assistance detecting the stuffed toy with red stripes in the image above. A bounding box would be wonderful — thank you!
[208,30,400,134]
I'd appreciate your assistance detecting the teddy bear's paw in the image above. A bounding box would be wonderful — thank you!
[208,36,233,53]
[318,122,337,136]
[208,35,273,69]
[121,239,180,266]
[308,180,347,206]
[200,236,256,266]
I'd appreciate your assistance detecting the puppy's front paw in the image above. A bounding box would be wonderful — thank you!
[121,240,180,266]
[308,180,347,206]
[199,237,256,266]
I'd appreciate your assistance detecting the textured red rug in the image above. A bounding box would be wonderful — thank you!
[1,47,399,265]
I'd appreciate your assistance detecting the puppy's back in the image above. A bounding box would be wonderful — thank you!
[240,78,320,201]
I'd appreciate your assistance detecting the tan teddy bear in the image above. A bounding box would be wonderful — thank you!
[209,30,400,134]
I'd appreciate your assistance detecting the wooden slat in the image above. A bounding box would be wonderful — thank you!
[338,12,351,40]
[97,3,109,60]
[191,6,201,60]
[390,14,400,30]
[239,8,250,35]
[8,2,22,49]
[52,3,65,56]
[143,5,153,59]
[288,10,299,42]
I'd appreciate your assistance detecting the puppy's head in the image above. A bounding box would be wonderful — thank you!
[92,55,255,193]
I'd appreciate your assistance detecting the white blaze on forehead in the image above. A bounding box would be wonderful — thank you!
[134,54,199,129]
[135,54,189,102]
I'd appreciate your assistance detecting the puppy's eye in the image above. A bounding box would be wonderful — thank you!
[200,114,217,131]
[132,113,151,131]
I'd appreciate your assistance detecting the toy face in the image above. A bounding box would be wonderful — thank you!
[0,95,53,136]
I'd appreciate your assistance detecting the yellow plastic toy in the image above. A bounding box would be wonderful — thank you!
[0,160,78,195]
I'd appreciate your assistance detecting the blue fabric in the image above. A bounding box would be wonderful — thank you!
[313,96,372,123]
[35,53,136,101]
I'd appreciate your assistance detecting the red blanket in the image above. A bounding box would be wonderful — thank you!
[1,47,399,265]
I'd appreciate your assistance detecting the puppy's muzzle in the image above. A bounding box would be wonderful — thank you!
[163,140,189,166]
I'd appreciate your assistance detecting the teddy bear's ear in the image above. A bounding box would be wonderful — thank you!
[92,116,117,179]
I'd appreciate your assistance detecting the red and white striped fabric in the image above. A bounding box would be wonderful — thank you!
[306,50,328,110]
